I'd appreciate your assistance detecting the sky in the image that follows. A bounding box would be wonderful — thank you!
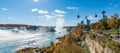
[0,0,120,26]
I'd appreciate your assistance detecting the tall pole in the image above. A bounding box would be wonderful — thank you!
[102,11,105,18]
[102,11,107,33]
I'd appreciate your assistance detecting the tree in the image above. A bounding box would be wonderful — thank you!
[116,18,120,28]
[94,22,101,30]
[50,41,54,47]
[99,11,108,31]
[90,23,95,29]
[114,13,120,29]
[107,13,119,29]
[99,17,108,30]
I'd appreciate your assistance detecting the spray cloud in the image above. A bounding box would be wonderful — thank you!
[55,18,65,36]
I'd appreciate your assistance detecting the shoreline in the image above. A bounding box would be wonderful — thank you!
[15,26,120,53]
[16,26,88,53]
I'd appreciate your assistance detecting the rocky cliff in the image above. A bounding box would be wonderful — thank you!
[86,35,115,53]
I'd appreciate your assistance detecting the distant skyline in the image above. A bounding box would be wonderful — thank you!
[0,0,120,26]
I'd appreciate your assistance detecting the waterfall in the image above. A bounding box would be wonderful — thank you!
[55,18,65,36]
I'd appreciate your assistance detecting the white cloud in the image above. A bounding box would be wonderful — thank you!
[38,13,64,19]
[33,0,39,2]
[87,15,97,20]
[108,2,120,10]
[67,7,78,10]
[31,8,48,14]
[32,9,66,21]
[38,10,48,14]
[54,9,66,17]
[38,15,54,19]
[54,14,64,17]
[1,8,8,11]
[31,8,38,12]
[54,9,66,14]
[7,17,16,21]
[44,15,53,18]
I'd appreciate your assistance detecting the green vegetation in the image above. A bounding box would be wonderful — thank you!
[95,30,120,36]
[89,32,120,53]
[103,30,120,36]
[50,41,54,47]
[16,26,88,53]
[89,32,97,40]
[16,48,36,53]
[16,12,120,53]
[90,13,120,35]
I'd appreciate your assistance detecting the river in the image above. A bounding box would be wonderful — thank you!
[0,28,68,53]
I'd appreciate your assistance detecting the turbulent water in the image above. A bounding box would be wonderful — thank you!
[0,28,68,53]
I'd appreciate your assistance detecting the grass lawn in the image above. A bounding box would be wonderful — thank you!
[95,30,120,36]
[103,30,120,36]
[89,32,120,53]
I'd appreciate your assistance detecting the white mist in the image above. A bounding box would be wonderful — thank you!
[55,18,65,37]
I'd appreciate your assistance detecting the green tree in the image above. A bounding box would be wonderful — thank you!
[99,11,108,30]
[90,23,95,29]
[50,41,54,47]
[99,17,108,30]
[108,13,119,29]
[116,18,120,28]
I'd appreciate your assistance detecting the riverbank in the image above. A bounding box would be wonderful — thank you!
[16,26,89,53]
[16,26,120,53]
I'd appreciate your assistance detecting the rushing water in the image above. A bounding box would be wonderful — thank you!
[0,28,68,53]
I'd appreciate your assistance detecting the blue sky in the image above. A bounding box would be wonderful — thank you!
[0,0,120,26]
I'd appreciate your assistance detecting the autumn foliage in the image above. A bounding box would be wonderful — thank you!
[16,26,87,53]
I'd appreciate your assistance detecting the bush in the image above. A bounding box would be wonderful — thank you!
[50,41,54,47]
